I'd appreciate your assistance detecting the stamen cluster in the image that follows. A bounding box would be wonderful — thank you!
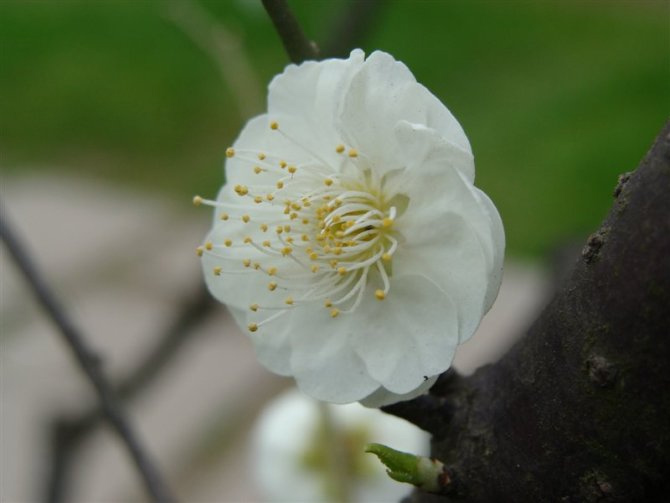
[196,123,400,332]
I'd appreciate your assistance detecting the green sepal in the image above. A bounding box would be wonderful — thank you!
[364,443,447,493]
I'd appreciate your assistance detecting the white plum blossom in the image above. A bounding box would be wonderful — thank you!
[251,388,430,503]
[197,49,504,407]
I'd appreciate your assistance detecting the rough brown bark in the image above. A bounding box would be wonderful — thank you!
[390,121,670,502]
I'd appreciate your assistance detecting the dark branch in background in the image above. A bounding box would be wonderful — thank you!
[0,210,176,503]
[261,0,319,63]
[322,0,389,58]
[44,284,215,503]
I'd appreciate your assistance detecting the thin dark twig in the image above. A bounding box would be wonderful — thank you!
[261,0,319,63]
[322,0,389,58]
[45,284,215,503]
[0,208,175,503]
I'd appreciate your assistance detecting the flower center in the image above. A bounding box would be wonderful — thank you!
[196,121,404,333]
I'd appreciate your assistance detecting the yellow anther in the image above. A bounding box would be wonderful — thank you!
[382,253,392,262]
[303,200,311,207]
[270,121,279,130]
[348,148,358,158]
[291,202,301,211]
[335,144,345,153]
[258,152,266,160]
[225,147,235,158]
[196,246,204,257]
[276,226,283,234]
[286,236,294,244]
[283,207,291,215]
[311,264,319,273]
[283,225,291,232]
[279,160,287,168]
[301,234,309,242]
[285,297,294,305]
[330,308,340,318]
[382,217,394,228]
[254,196,263,204]
[334,247,343,256]
[192,195,203,206]
[266,193,275,201]
[248,322,258,332]
[224,239,232,247]
[242,214,250,223]
[243,236,253,244]
[213,266,222,276]
[253,262,261,270]
[260,224,268,232]
[276,181,284,189]
[267,266,278,276]
[288,165,297,174]
[346,220,355,228]
[243,258,251,267]
[250,303,259,312]
[330,259,338,268]
[332,215,341,223]
[302,218,310,225]
[375,289,386,300]
[268,281,277,291]
[323,245,332,253]
[253,166,263,174]
[324,178,333,186]
[234,184,248,196]
[205,241,213,251]
[309,252,319,260]
[337,266,347,276]
[220,212,229,221]
[290,212,299,220]
[281,246,293,256]
[262,240,271,247]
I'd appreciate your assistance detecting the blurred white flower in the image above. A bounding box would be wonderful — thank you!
[198,49,504,406]
[251,389,429,503]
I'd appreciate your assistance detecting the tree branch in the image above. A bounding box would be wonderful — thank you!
[44,283,215,502]
[0,209,175,503]
[261,0,319,63]
[400,121,670,501]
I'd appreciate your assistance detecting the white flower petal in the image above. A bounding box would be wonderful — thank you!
[476,189,505,313]
[265,50,365,172]
[350,275,459,394]
[394,120,475,182]
[339,51,471,174]
[359,375,438,408]
[394,149,505,340]
[224,115,313,188]
[394,122,501,267]
[395,208,490,342]
[288,307,380,404]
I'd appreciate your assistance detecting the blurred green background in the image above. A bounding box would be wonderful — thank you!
[1,0,668,257]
